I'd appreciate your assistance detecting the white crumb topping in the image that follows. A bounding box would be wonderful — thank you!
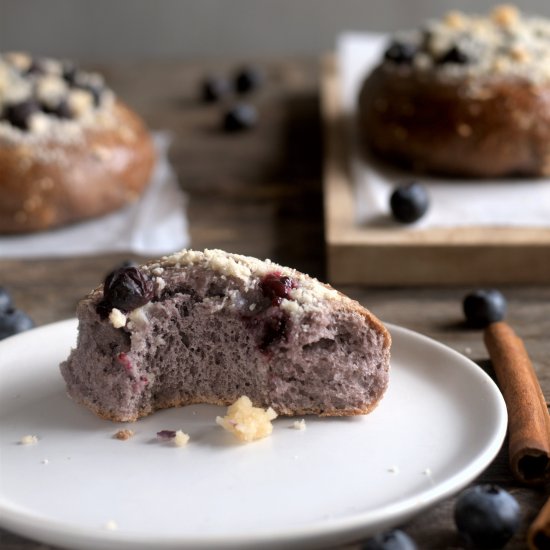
[292,419,306,430]
[154,276,166,294]
[20,434,38,445]
[104,520,118,531]
[174,430,190,447]
[151,266,164,276]
[127,306,150,330]
[216,396,277,442]
[108,308,127,329]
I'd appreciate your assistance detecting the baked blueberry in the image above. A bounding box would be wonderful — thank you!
[0,308,35,340]
[96,266,154,318]
[234,66,264,94]
[463,289,507,328]
[438,46,469,64]
[384,41,417,64]
[42,99,73,119]
[454,485,520,549]
[3,100,39,130]
[201,75,231,103]
[361,529,417,549]
[62,62,78,84]
[260,272,296,306]
[0,287,14,312]
[73,81,103,106]
[223,104,257,132]
[390,182,429,223]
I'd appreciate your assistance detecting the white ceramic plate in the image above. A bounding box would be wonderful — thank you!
[0,319,507,550]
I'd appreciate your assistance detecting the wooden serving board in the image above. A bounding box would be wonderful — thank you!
[321,55,550,286]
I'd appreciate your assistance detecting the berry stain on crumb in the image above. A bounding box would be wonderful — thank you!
[216,396,277,442]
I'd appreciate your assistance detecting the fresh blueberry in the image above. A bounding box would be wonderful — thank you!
[361,529,417,550]
[201,75,231,103]
[463,289,507,328]
[454,485,520,549]
[223,104,257,132]
[438,46,469,65]
[0,287,14,312]
[384,41,417,64]
[390,182,430,224]
[234,66,264,94]
[0,308,34,340]
[3,100,39,130]
[96,266,154,318]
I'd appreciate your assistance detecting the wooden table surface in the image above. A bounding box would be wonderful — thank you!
[1,59,549,549]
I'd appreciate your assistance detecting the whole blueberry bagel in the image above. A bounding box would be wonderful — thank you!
[60,249,391,422]
[0,52,155,234]
[358,5,550,178]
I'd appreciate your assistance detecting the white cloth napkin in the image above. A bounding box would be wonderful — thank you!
[338,33,550,228]
[0,131,189,258]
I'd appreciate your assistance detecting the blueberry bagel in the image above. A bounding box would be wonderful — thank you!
[359,5,550,177]
[60,249,391,422]
[0,52,155,233]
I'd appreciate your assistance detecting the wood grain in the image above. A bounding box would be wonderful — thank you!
[0,58,548,550]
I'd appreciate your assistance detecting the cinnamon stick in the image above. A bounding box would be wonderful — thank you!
[528,497,550,549]
[484,322,550,485]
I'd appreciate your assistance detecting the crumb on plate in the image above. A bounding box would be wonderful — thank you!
[20,434,38,445]
[114,429,134,441]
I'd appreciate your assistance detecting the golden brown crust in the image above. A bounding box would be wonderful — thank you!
[0,101,155,234]
[358,66,550,177]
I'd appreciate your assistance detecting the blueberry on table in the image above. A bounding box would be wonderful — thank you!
[463,289,507,328]
[361,529,417,549]
[201,75,231,103]
[384,41,417,64]
[0,287,13,312]
[234,66,264,94]
[0,308,34,340]
[223,104,257,132]
[390,182,430,224]
[454,484,520,549]
[438,46,469,65]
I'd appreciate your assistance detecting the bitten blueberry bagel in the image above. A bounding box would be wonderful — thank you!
[358,5,550,177]
[60,249,391,422]
[0,52,155,233]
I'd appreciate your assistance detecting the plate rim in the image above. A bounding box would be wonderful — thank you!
[0,319,508,549]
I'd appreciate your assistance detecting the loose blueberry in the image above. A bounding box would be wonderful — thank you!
[201,75,231,103]
[223,104,257,132]
[0,308,34,340]
[463,289,507,328]
[0,287,14,312]
[361,529,417,550]
[96,266,154,318]
[454,485,520,549]
[234,66,264,94]
[390,182,430,224]
[384,41,417,64]
[3,100,39,130]
[438,46,469,65]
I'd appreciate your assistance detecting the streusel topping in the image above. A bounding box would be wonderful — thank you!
[383,5,550,84]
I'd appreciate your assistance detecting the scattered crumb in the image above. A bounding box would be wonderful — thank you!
[292,419,306,430]
[388,465,400,474]
[114,429,134,441]
[104,520,118,531]
[20,434,38,445]
[192,410,197,416]
[41,458,49,465]
[464,347,472,355]
[216,396,277,442]
[108,308,127,329]
[422,468,432,476]
[174,430,190,447]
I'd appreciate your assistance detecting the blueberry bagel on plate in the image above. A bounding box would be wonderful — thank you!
[358,5,550,177]
[0,52,155,233]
